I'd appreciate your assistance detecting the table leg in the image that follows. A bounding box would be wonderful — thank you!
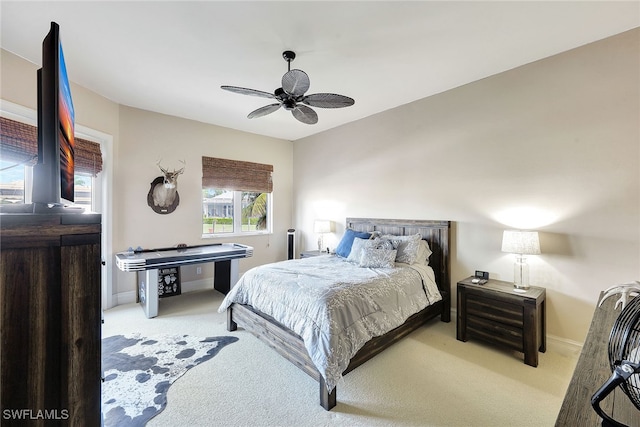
[523,299,538,367]
[214,259,240,294]
[138,269,159,318]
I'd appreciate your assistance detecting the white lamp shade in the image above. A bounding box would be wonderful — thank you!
[501,230,541,255]
[313,220,332,234]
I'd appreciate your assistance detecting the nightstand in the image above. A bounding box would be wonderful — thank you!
[456,276,546,367]
[299,250,330,258]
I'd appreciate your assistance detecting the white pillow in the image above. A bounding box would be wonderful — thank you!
[347,237,377,263]
[358,247,397,268]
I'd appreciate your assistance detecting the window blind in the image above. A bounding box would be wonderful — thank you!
[202,156,273,193]
[0,116,103,176]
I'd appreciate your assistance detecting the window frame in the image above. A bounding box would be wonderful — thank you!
[201,188,272,238]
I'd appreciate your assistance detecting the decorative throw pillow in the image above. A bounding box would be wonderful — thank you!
[380,233,422,264]
[347,237,377,263]
[376,237,395,251]
[335,229,372,258]
[358,247,397,268]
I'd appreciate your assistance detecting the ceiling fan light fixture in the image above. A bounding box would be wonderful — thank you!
[221,51,354,125]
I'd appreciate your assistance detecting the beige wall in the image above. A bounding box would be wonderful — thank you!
[293,29,640,344]
[2,28,638,345]
[1,48,294,304]
[113,106,293,296]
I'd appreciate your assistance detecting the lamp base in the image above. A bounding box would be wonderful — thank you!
[513,255,530,292]
[513,282,530,293]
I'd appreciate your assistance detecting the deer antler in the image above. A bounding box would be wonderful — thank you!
[176,160,186,175]
[156,159,168,174]
[156,159,185,174]
[599,281,640,310]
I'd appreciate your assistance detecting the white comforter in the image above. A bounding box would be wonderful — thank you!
[218,255,441,391]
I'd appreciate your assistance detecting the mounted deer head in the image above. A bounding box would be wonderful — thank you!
[157,160,185,189]
[148,160,186,213]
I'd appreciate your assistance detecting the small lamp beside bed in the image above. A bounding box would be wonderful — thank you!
[501,230,541,291]
[314,220,333,252]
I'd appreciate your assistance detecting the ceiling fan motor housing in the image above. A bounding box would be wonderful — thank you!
[283,99,296,110]
[282,50,296,63]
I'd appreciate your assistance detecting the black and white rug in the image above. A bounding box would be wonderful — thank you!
[102,333,238,426]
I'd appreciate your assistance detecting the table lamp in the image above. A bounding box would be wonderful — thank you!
[313,220,332,252]
[501,230,540,290]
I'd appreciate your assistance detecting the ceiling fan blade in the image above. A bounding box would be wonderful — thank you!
[302,93,355,108]
[292,104,318,125]
[248,103,282,119]
[221,86,276,99]
[282,69,310,97]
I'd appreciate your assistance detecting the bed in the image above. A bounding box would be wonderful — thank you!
[219,218,451,410]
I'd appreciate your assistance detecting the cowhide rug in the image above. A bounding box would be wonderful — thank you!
[102,333,238,426]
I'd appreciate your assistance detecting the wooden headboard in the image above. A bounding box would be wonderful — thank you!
[345,218,451,297]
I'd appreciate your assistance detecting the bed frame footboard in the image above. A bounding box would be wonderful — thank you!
[227,298,446,410]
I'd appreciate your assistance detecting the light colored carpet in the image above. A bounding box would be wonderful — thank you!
[103,289,578,426]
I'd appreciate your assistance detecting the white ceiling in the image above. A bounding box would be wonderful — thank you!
[1,1,638,141]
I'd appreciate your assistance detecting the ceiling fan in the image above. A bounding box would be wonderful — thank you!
[221,51,355,125]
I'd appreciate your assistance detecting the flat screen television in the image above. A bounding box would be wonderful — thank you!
[31,21,77,209]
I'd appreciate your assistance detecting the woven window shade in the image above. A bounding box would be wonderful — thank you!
[0,116,103,176]
[202,156,273,193]
[0,116,38,165]
[74,138,103,177]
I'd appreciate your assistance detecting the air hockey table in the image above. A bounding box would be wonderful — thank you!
[115,243,253,318]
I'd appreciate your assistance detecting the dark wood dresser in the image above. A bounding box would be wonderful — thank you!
[556,294,640,426]
[1,212,102,426]
[457,276,546,367]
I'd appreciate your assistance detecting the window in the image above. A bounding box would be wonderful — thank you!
[0,159,27,204]
[0,159,96,210]
[74,173,93,210]
[0,116,103,209]
[202,156,273,236]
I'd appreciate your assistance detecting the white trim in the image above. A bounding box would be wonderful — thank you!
[114,290,137,306]
[450,307,582,357]
[113,278,215,307]
[546,334,583,358]
[74,123,114,310]
[0,100,37,124]
[201,231,272,239]
[181,278,214,293]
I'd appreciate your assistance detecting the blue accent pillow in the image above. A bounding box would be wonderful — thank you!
[335,229,372,258]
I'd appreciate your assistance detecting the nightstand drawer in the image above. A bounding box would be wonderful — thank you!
[467,315,524,351]
[467,295,523,328]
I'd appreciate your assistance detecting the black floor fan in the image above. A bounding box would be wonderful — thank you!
[592,295,640,426]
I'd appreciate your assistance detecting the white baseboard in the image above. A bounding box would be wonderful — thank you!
[449,308,582,358]
[113,290,137,306]
[112,278,214,307]
[546,335,583,358]
[181,278,214,294]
